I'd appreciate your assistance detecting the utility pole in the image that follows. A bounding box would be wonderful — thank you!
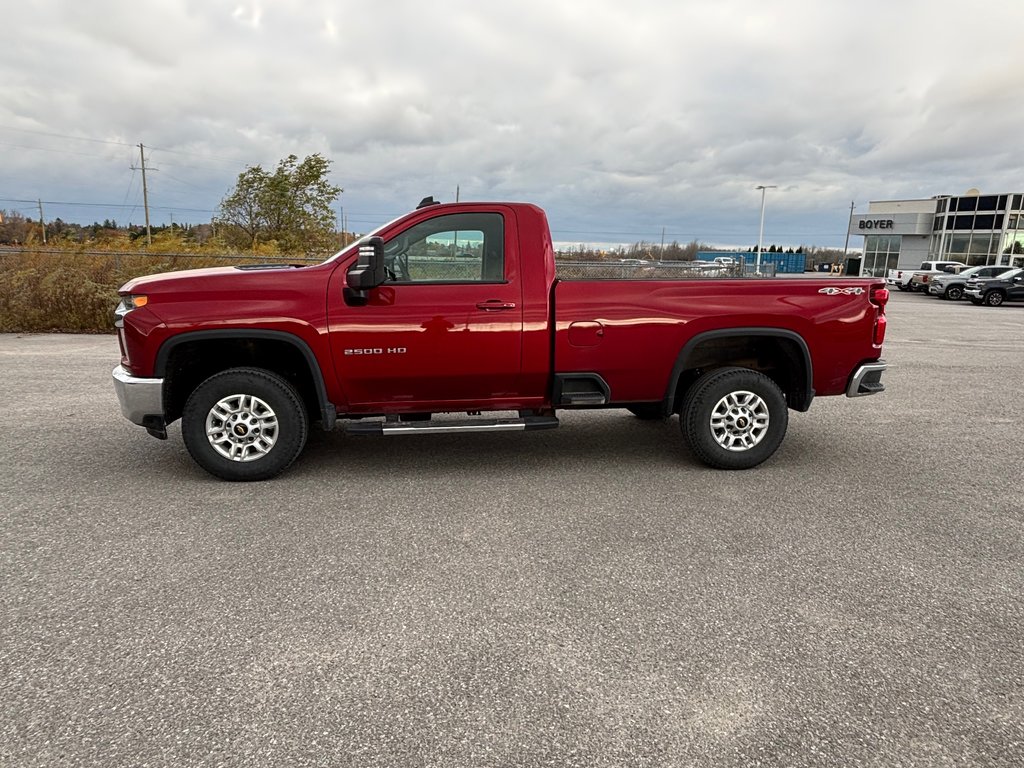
[661,227,666,255]
[37,199,46,244]
[456,184,460,203]
[137,143,152,246]
[755,185,777,274]
[843,201,855,255]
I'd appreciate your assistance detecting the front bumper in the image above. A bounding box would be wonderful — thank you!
[112,365,164,425]
[846,361,887,397]
[965,288,983,300]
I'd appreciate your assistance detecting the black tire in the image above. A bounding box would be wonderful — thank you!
[945,285,964,301]
[627,403,663,420]
[680,367,788,470]
[897,284,910,292]
[181,367,308,481]
[983,290,1005,307]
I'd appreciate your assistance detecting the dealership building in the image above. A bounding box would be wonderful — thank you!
[847,191,1024,277]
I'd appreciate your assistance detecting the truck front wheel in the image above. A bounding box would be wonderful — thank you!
[680,367,788,470]
[983,290,1005,307]
[181,367,308,481]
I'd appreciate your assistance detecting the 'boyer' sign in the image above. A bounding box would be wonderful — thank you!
[858,219,894,230]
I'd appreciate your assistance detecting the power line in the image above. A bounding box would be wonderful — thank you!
[145,144,240,165]
[121,168,138,209]
[0,124,134,147]
[0,125,237,166]
[0,197,217,214]
[0,140,124,159]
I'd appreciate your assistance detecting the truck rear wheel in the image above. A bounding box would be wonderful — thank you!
[181,367,308,481]
[680,367,788,470]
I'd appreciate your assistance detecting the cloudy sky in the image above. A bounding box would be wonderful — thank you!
[2,0,1023,248]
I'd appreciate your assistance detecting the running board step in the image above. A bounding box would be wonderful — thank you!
[345,415,560,437]
[561,392,607,405]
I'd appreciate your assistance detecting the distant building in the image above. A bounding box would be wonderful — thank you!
[847,191,1024,276]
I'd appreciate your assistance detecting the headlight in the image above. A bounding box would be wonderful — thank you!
[116,294,148,317]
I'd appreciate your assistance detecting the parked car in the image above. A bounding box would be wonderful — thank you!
[887,261,968,291]
[965,268,1024,306]
[928,265,1015,300]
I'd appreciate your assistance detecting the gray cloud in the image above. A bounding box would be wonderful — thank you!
[2,0,1023,246]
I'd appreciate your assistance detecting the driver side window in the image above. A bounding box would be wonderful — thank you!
[385,212,504,283]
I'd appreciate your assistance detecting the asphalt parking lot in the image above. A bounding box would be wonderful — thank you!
[1,290,1022,767]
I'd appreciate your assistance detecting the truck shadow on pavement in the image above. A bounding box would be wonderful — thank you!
[297,411,692,478]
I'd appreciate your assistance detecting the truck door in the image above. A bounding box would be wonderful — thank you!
[327,210,524,408]
[1010,271,1024,301]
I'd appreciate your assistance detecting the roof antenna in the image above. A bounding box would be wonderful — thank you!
[417,196,440,209]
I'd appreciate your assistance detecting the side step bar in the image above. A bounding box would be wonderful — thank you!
[345,415,560,437]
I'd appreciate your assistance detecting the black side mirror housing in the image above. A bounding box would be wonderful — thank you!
[345,237,386,304]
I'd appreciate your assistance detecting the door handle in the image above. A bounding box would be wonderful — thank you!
[475,301,517,311]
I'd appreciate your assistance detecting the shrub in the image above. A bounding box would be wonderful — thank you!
[0,249,319,333]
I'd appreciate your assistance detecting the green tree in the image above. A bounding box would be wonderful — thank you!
[219,153,342,254]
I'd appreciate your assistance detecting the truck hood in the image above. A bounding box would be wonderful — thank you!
[117,262,338,330]
[119,263,312,294]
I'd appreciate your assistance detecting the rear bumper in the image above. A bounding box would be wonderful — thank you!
[112,365,164,425]
[846,361,887,397]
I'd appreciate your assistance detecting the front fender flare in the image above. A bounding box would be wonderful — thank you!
[154,329,336,429]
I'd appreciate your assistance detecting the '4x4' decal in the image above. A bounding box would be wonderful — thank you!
[818,287,865,295]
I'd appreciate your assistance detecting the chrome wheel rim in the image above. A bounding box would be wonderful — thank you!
[205,394,279,462]
[709,390,770,451]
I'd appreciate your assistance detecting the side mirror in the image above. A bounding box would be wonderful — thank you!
[345,237,385,304]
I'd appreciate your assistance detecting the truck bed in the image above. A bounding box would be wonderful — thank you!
[554,277,885,402]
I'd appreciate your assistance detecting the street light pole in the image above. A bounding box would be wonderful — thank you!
[755,185,777,274]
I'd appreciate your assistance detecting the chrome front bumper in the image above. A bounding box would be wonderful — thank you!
[112,365,164,425]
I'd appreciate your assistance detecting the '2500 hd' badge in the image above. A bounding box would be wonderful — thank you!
[818,287,865,295]
[344,347,407,355]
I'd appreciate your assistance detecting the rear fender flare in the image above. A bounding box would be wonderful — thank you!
[662,328,814,415]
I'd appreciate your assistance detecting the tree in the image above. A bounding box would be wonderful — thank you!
[219,153,342,254]
[0,210,32,245]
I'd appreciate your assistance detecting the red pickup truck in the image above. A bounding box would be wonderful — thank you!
[113,199,888,481]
